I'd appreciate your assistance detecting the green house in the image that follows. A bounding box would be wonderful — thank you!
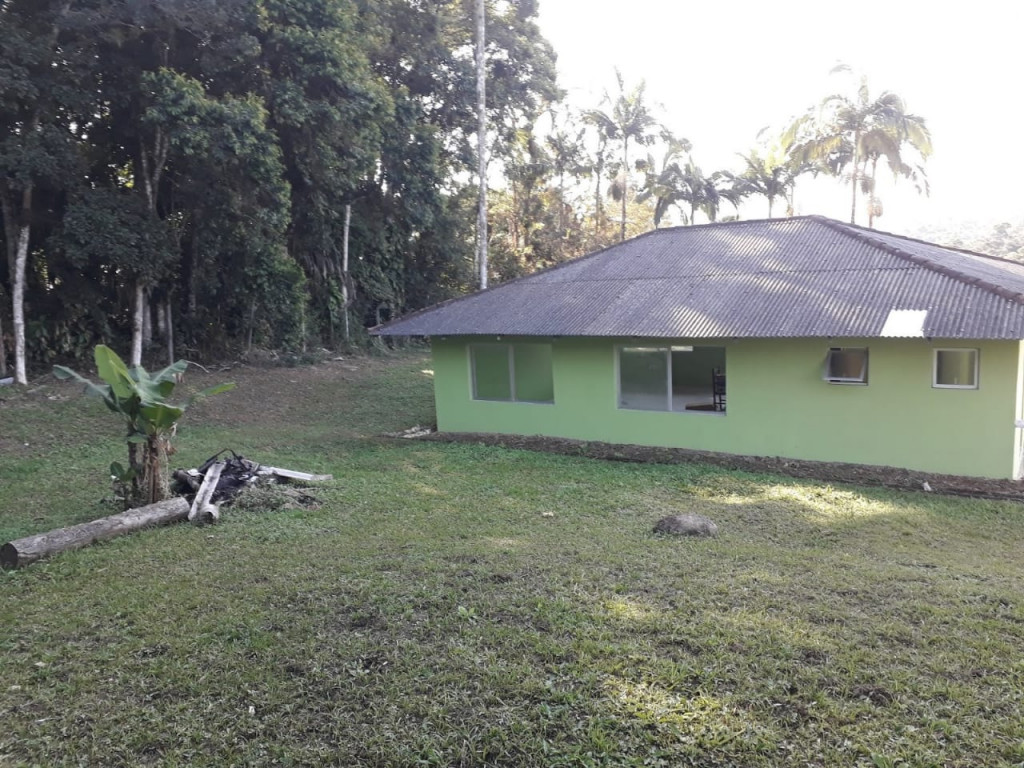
[374,216,1024,480]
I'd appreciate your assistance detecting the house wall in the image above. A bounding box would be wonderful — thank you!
[431,336,1024,479]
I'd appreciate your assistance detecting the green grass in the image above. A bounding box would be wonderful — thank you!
[2,351,1024,767]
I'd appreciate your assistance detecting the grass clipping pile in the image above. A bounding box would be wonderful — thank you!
[1,451,331,570]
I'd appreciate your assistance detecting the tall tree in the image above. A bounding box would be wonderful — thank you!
[784,66,932,225]
[80,0,256,364]
[584,70,659,241]
[256,0,390,341]
[474,0,488,289]
[0,0,77,384]
[544,109,589,239]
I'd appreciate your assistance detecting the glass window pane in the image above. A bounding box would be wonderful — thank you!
[619,347,668,410]
[513,345,554,403]
[472,345,511,400]
[935,349,977,388]
[672,346,726,412]
[826,348,867,382]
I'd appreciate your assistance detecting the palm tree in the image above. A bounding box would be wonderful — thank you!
[635,133,692,227]
[783,66,932,225]
[705,170,745,222]
[637,145,742,227]
[729,151,812,218]
[584,70,660,241]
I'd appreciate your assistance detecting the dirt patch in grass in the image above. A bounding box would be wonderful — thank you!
[182,354,404,427]
[422,431,1024,502]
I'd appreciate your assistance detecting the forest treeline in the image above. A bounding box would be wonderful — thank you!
[1,0,568,377]
[1,2,940,380]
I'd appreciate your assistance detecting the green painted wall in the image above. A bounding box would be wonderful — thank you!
[431,336,1024,479]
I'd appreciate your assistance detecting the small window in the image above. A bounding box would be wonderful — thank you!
[470,343,553,403]
[934,349,978,389]
[824,347,868,384]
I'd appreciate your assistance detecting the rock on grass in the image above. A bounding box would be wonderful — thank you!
[654,513,718,537]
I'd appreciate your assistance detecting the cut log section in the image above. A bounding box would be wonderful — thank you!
[189,461,224,525]
[1,497,189,570]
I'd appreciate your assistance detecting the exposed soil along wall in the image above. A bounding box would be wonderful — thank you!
[421,432,1024,502]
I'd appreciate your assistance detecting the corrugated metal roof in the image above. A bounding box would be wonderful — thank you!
[373,216,1024,340]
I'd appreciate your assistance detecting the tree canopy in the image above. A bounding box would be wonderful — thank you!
[0,16,940,377]
[0,0,560,375]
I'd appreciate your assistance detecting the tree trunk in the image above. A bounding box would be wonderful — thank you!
[247,299,256,352]
[0,294,6,377]
[557,169,565,235]
[129,435,170,506]
[475,0,488,290]
[620,137,628,242]
[130,281,144,367]
[135,128,168,362]
[141,289,152,349]
[342,203,351,343]
[850,127,860,224]
[165,300,174,365]
[767,195,774,219]
[1,3,71,386]
[1,191,15,381]
[156,297,167,338]
[1,497,189,570]
[867,156,879,229]
[12,192,31,386]
[187,209,201,318]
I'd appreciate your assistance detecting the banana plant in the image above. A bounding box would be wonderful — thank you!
[54,345,234,506]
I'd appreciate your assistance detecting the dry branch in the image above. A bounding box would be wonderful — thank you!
[256,466,333,483]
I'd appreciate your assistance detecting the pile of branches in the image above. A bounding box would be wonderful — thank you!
[173,450,331,524]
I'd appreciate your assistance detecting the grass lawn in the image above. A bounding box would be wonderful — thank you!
[2,350,1023,767]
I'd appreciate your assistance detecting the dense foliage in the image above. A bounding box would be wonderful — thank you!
[0,0,561,371]
[0,9,940,376]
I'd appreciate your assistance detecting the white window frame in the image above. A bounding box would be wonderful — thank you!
[824,347,868,384]
[932,348,979,390]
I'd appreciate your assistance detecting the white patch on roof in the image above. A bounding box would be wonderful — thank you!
[880,309,928,337]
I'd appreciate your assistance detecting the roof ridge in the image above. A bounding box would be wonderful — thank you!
[812,216,1024,305]
[828,217,1024,265]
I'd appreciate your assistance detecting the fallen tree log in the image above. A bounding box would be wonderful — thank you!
[189,461,224,525]
[1,497,189,570]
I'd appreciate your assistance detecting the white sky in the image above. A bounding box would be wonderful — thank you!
[536,0,1024,232]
